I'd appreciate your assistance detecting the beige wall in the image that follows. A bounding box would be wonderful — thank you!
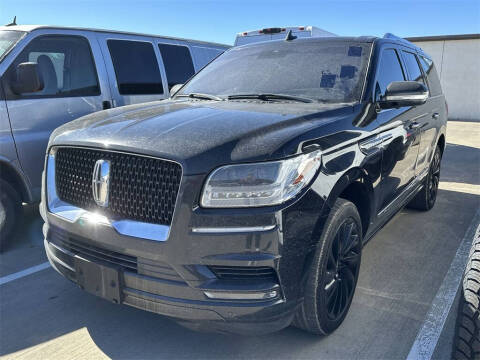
[411,39,480,121]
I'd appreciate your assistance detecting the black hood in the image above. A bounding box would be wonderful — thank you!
[50,99,355,175]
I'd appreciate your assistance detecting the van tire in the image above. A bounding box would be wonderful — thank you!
[0,179,22,252]
[293,198,362,335]
[408,146,442,211]
[452,231,480,360]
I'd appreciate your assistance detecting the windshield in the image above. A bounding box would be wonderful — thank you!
[179,40,372,103]
[0,30,25,62]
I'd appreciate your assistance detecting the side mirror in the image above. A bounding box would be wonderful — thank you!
[378,81,428,109]
[11,62,44,95]
[170,83,184,97]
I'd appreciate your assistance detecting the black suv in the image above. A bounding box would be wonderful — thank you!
[41,33,447,335]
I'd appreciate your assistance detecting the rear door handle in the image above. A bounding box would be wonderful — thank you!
[432,112,440,119]
[102,100,112,110]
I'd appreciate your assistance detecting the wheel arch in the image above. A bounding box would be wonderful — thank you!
[320,167,375,237]
[0,159,31,203]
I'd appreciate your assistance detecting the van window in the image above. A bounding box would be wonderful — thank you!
[375,49,405,101]
[402,51,426,87]
[0,30,25,62]
[419,55,442,96]
[191,46,223,69]
[158,43,195,89]
[7,35,100,97]
[107,40,163,95]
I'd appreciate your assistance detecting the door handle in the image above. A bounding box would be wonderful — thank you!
[432,112,440,119]
[102,100,112,110]
[409,122,422,129]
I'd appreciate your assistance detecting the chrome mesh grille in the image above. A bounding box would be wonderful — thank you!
[55,147,182,225]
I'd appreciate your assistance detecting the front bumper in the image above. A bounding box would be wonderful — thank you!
[43,217,300,335]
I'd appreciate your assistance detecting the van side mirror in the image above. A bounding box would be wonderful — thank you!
[11,62,44,95]
[170,83,184,97]
[378,81,428,109]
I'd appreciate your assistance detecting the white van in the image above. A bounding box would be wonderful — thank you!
[0,25,228,248]
[234,26,336,46]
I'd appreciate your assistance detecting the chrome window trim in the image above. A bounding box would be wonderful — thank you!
[46,147,181,242]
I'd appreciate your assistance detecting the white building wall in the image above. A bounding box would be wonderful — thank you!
[410,39,480,121]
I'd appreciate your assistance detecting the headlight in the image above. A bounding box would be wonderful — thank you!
[201,150,322,208]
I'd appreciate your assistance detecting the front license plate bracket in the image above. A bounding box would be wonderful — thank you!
[74,256,122,304]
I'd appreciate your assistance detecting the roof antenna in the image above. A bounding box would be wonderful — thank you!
[285,29,297,41]
[5,16,17,26]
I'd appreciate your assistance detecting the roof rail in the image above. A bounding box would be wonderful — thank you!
[383,33,404,41]
[383,32,420,48]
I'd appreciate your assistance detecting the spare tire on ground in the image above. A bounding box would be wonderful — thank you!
[452,227,480,360]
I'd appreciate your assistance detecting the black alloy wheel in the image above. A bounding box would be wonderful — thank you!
[293,198,362,335]
[408,145,442,211]
[323,218,361,321]
[427,148,441,208]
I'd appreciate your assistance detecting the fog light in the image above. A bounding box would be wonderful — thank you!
[204,290,278,300]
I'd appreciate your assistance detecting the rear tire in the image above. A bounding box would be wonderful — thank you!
[293,198,362,335]
[0,179,22,252]
[408,145,442,211]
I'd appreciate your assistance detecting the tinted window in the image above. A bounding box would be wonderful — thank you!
[0,30,25,62]
[158,43,195,89]
[191,46,224,69]
[107,40,163,95]
[419,55,442,96]
[7,35,99,97]
[402,51,426,86]
[180,42,372,103]
[375,49,405,101]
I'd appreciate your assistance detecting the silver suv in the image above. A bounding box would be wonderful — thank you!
[0,25,227,250]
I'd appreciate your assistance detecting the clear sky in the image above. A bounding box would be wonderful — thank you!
[1,0,479,45]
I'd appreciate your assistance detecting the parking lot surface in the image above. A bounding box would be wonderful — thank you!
[1,121,479,359]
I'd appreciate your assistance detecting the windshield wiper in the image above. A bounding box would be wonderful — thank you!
[227,93,313,103]
[176,93,224,101]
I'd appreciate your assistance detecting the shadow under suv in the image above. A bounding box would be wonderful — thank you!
[41,33,447,335]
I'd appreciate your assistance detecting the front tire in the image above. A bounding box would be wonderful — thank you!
[293,198,362,335]
[408,145,442,211]
[0,179,22,252]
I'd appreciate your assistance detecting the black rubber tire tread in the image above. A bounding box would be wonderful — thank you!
[293,198,362,335]
[452,229,480,360]
[0,179,22,252]
[408,145,442,211]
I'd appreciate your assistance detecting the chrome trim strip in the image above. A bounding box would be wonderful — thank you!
[203,290,278,300]
[47,151,172,242]
[191,225,277,234]
[45,241,76,272]
[359,133,393,153]
[385,93,428,101]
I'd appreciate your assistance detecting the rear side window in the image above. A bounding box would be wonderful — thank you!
[419,55,442,96]
[375,49,405,101]
[402,51,426,87]
[158,43,195,89]
[6,35,100,98]
[107,40,163,95]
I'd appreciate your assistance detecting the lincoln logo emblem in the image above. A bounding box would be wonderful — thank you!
[92,159,111,207]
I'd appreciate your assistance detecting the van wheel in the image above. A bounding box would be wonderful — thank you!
[408,145,442,211]
[0,179,22,252]
[452,231,480,360]
[293,198,362,335]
